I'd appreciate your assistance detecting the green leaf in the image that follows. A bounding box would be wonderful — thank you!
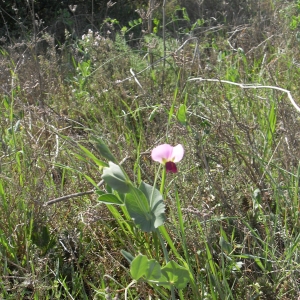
[125,184,165,232]
[91,137,117,163]
[98,193,124,205]
[78,144,107,167]
[102,162,130,193]
[139,182,165,228]
[219,227,232,254]
[125,187,154,232]
[160,261,190,290]
[254,257,265,271]
[144,259,161,281]
[134,19,141,25]
[219,236,232,254]
[130,254,161,281]
[121,250,135,264]
[177,103,187,125]
[130,254,148,280]
[0,180,5,200]
[95,190,106,196]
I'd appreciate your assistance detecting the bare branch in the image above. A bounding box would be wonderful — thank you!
[44,156,129,206]
[188,77,300,113]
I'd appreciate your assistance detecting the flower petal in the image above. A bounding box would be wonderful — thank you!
[151,144,173,163]
[171,144,184,162]
[166,161,178,173]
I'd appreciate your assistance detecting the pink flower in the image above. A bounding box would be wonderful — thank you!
[151,144,184,173]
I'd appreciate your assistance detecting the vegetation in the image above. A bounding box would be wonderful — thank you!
[0,0,300,299]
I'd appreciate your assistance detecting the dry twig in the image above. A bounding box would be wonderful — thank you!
[44,156,129,206]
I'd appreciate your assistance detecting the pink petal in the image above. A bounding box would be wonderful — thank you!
[171,144,184,162]
[166,161,178,173]
[151,144,173,163]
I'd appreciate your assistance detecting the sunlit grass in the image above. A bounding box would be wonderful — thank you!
[0,1,300,298]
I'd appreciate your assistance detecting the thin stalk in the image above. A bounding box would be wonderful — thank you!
[161,0,166,93]
[156,229,176,300]
[160,166,166,195]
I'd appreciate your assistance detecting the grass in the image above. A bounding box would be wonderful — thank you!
[1,0,300,299]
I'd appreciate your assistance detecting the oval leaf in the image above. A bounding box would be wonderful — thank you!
[102,162,130,193]
[130,254,148,280]
[160,261,190,290]
[139,182,165,228]
[130,254,162,281]
[98,193,123,205]
[125,187,155,232]
[144,259,161,281]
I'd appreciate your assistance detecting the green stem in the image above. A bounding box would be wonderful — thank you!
[160,165,166,196]
[156,229,176,300]
[157,229,169,263]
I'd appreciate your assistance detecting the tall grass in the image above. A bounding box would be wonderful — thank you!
[0,0,300,299]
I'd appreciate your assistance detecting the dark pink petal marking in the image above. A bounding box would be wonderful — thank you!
[165,161,178,173]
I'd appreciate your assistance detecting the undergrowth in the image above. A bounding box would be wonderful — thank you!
[0,0,300,299]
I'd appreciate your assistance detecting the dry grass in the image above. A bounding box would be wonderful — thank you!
[0,0,300,298]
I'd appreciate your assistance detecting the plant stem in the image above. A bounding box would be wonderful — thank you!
[157,163,175,300]
[160,166,166,196]
[157,229,176,300]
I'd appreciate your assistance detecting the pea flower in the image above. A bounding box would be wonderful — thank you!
[151,144,184,173]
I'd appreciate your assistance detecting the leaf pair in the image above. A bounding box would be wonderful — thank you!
[99,162,165,232]
[130,254,190,290]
